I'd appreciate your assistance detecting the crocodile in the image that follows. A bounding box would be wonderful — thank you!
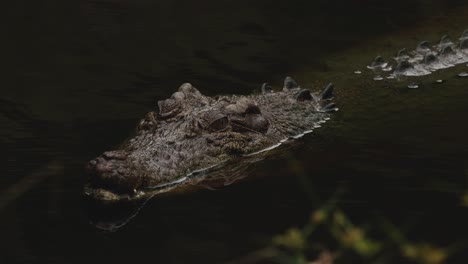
[85,77,338,201]
[367,29,468,78]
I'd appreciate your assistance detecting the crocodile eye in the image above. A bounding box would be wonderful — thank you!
[244,104,261,115]
[208,116,229,132]
[199,111,229,132]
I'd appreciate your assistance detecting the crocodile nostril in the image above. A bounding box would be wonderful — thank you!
[95,160,115,174]
[85,158,100,172]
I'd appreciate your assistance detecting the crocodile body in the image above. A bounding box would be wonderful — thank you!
[86,29,468,202]
[85,78,337,201]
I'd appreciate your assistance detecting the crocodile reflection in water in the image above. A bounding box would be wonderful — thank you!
[85,77,338,202]
[367,29,468,77]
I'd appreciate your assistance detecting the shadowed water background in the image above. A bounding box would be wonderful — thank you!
[1,0,468,263]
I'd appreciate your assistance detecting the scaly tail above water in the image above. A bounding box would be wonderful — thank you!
[366,29,468,78]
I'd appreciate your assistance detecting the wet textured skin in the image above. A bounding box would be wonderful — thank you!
[368,29,468,77]
[85,77,337,201]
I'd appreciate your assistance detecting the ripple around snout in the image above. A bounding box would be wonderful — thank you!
[84,194,153,232]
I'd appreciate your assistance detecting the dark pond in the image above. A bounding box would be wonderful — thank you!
[2,0,468,263]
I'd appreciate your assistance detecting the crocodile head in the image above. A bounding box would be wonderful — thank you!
[85,78,337,201]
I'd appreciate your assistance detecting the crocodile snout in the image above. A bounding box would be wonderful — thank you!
[86,151,141,193]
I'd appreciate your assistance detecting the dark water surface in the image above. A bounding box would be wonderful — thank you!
[2,0,468,263]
